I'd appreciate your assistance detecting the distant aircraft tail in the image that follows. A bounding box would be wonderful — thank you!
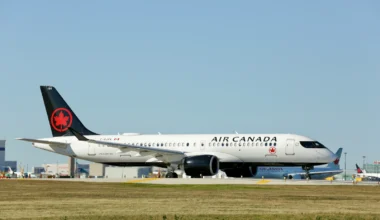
[40,86,98,137]
[356,164,366,174]
[1,166,13,174]
[327,148,343,169]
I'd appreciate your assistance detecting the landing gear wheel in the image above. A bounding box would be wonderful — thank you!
[302,165,313,180]
[305,172,311,180]
[165,172,178,178]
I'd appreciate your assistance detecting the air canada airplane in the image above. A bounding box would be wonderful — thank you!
[255,148,343,180]
[17,86,337,178]
[355,164,380,180]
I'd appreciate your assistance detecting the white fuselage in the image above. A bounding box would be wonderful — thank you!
[356,172,380,178]
[32,133,336,168]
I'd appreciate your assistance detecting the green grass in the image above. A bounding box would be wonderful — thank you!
[0,180,379,220]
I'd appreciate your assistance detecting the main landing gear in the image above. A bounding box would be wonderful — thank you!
[165,166,179,178]
[165,172,178,178]
[302,165,314,180]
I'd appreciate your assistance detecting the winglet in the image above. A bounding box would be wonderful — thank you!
[68,127,89,141]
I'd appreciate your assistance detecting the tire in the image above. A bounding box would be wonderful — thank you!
[165,172,178,178]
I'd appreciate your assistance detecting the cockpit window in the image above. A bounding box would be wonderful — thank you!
[300,141,326,148]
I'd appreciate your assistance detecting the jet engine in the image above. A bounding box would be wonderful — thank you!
[223,166,258,178]
[183,155,219,177]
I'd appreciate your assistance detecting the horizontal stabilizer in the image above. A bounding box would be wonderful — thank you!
[16,138,67,145]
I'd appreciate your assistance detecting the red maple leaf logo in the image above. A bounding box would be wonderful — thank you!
[54,111,69,127]
[50,108,73,132]
[333,158,340,165]
[269,147,276,154]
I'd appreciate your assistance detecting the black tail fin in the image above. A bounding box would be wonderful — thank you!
[40,86,98,137]
[355,164,363,174]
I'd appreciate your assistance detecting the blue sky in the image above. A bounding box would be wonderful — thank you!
[1,1,379,171]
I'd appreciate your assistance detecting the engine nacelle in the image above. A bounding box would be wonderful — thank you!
[183,155,219,177]
[224,166,258,178]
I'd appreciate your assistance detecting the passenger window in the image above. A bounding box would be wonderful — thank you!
[242,143,245,147]
[193,143,196,147]
[274,143,277,146]
[186,143,189,147]
[269,143,272,146]
[201,143,204,147]
[217,143,220,147]
[265,143,268,146]
[256,142,259,146]
[247,143,250,147]
[260,143,263,146]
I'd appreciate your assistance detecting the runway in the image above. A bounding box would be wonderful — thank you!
[12,177,380,185]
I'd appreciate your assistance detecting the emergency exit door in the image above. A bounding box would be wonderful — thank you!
[285,139,295,155]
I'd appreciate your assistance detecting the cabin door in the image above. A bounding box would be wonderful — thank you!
[285,139,295,155]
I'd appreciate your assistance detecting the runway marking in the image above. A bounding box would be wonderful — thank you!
[125,178,158,183]
[256,179,270,184]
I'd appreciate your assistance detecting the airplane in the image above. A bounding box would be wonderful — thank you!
[254,148,343,179]
[17,86,337,178]
[0,166,16,178]
[355,164,380,180]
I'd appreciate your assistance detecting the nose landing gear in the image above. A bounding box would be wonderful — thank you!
[302,165,314,180]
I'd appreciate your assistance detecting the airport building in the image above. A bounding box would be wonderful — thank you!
[104,167,151,178]
[35,162,90,177]
[0,140,18,172]
[32,161,152,179]
[363,162,380,174]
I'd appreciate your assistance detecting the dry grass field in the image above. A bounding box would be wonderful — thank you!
[0,180,379,220]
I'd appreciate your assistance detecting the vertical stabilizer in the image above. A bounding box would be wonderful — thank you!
[40,86,98,137]
[327,148,343,169]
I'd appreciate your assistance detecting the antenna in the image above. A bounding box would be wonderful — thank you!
[158,132,161,135]
[234,130,239,134]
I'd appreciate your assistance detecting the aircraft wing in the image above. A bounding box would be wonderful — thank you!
[16,138,67,146]
[69,128,185,156]
[289,170,343,177]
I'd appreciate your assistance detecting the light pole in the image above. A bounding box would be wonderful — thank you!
[363,156,366,170]
[344,152,347,181]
